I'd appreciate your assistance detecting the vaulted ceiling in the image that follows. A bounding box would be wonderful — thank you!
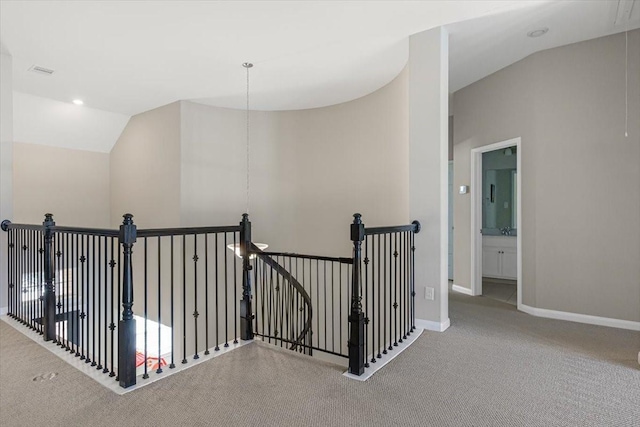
[1,1,638,151]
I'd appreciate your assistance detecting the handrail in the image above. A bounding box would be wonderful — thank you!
[258,251,352,265]
[2,219,241,238]
[1,221,45,232]
[250,243,312,352]
[364,220,421,235]
[52,226,119,237]
[137,225,240,237]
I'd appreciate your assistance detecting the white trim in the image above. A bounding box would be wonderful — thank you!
[0,307,7,316]
[416,317,451,332]
[451,284,473,295]
[520,304,640,331]
[0,315,253,394]
[343,328,424,382]
[470,137,522,309]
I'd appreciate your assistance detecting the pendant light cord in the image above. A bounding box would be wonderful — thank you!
[243,63,253,214]
[624,30,628,138]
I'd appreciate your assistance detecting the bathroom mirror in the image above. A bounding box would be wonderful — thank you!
[482,147,517,235]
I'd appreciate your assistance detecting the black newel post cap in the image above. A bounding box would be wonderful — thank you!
[43,213,55,227]
[120,214,136,244]
[1,220,10,232]
[351,213,364,242]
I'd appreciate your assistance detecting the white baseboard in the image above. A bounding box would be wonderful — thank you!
[519,304,640,332]
[0,307,6,316]
[451,285,473,296]
[416,317,450,332]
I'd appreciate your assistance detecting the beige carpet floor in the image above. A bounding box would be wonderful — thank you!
[1,292,639,427]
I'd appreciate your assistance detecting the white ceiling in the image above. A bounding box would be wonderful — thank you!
[13,92,130,153]
[1,1,638,152]
[1,0,552,115]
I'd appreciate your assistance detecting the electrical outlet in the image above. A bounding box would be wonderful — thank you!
[425,286,434,301]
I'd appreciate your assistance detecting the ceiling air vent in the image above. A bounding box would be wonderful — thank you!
[28,65,55,76]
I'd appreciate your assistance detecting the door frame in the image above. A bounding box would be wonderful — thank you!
[470,137,522,309]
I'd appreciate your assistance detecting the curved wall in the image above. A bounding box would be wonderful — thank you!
[180,67,409,256]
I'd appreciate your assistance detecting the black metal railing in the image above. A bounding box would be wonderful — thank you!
[1,212,419,385]
[360,219,420,370]
[2,214,243,388]
[252,248,352,358]
[250,213,420,376]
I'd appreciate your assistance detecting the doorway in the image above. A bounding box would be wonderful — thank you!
[470,137,522,309]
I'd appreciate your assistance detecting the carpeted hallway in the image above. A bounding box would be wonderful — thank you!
[1,291,638,427]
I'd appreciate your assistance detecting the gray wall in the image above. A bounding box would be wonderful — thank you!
[110,102,181,228]
[13,143,110,227]
[180,68,410,257]
[453,30,640,322]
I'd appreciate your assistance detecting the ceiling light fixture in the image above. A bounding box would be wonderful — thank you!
[72,99,84,105]
[228,62,268,258]
[527,28,549,38]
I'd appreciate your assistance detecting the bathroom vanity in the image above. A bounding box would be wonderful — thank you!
[482,235,517,280]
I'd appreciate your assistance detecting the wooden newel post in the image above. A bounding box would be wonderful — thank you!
[42,213,56,341]
[118,213,137,388]
[240,213,254,341]
[349,213,365,375]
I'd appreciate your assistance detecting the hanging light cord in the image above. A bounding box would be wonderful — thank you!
[624,31,628,138]
[243,63,253,213]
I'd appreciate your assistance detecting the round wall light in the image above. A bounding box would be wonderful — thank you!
[72,99,84,105]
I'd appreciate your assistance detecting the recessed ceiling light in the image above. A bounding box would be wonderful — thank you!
[527,28,549,38]
[72,99,84,105]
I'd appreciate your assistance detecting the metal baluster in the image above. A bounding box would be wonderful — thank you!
[267,256,274,344]
[214,234,220,352]
[91,235,96,365]
[80,235,86,360]
[339,261,342,355]
[193,234,199,360]
[55,232,60,343]
[223,233,228,348]
[377,234,381,359]
[364,237,369,367]
[6,228,12,318]
[331,261,335,353]
[98,236,109,374]
[170,235,175,368]
[143,237,149,379]
[394,233,399,347]
[182,234,187,364]
[103,237,108,372]
[116,231,122,380]
[157,236,163,373]
[204,234,210,356]
[29,230,33,329]
[233,232,238,344]
[96,236,102,369]
[323,260,327,352]
[382,234,387,354]
[411,232,416,331]
[109,236,116,376]
[75,234,80,357]
[402,231,409,340]
[316,260,319,353]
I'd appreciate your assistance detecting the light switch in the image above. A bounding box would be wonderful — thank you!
[459,185,469,194]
